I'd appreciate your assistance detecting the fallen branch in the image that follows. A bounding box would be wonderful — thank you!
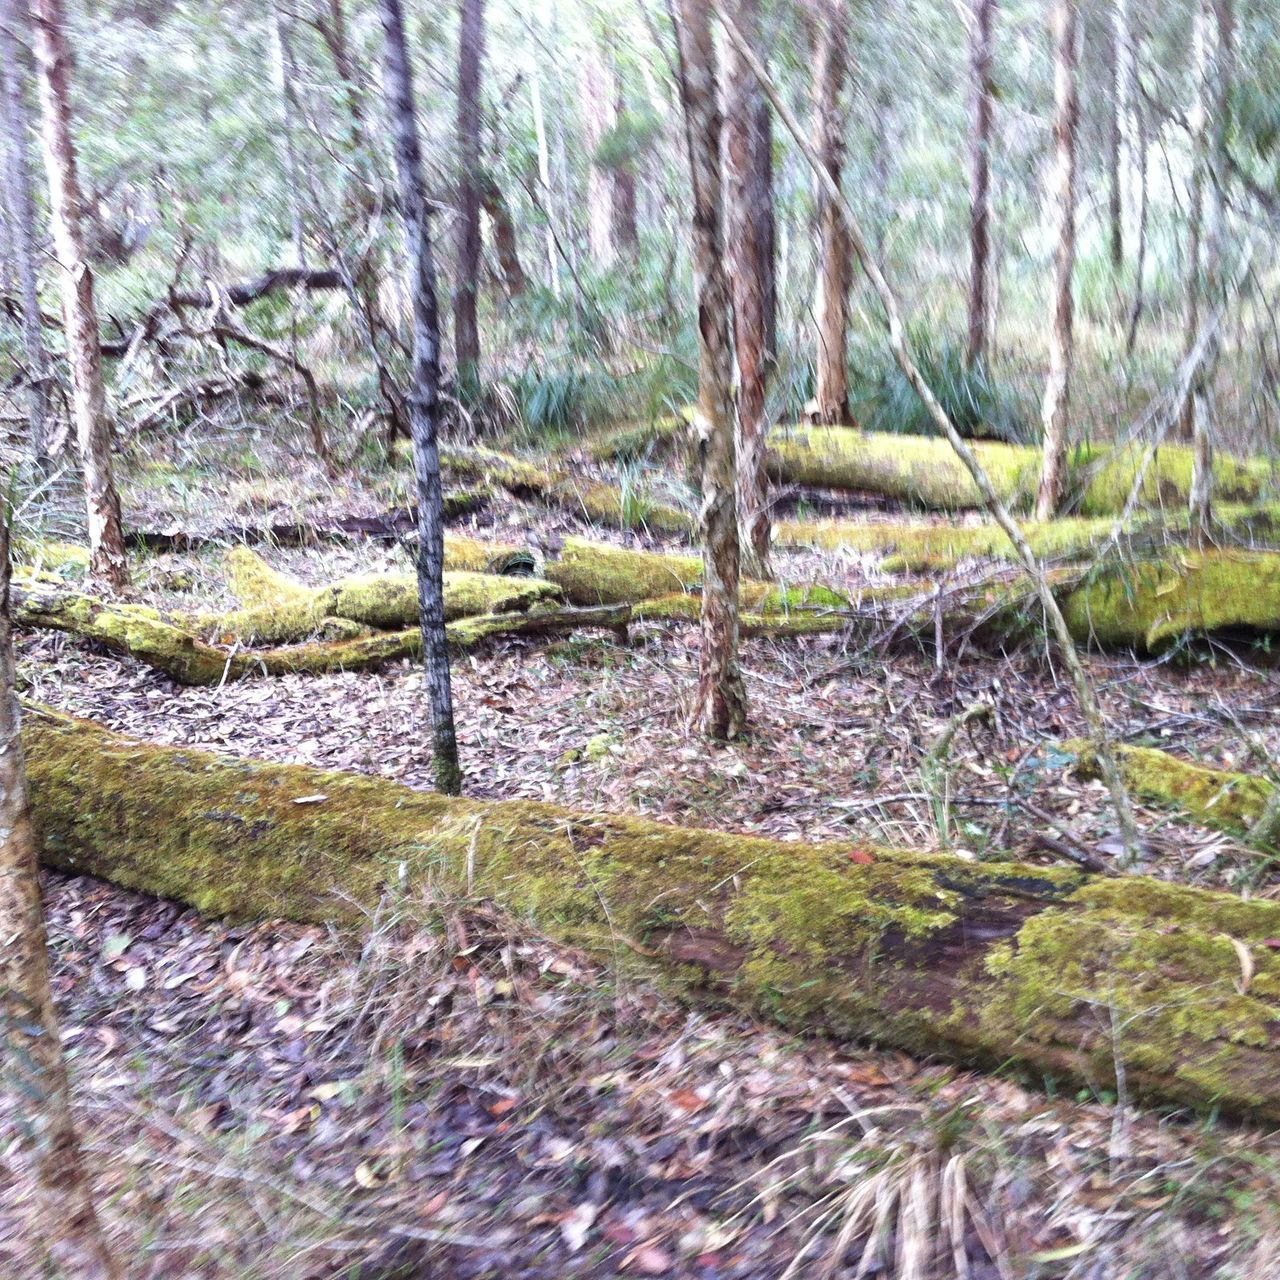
[26,706,1280,1120]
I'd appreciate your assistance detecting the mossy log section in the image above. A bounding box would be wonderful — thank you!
[26,705,1280,1120]
[14,584,631,684]
[440,445,694,536]
[214,548,557,644]
[776,504,1280,574]
[1072,740,1274,838]
[768,427,1275,516]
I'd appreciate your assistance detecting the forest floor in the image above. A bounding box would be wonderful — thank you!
[6,420,1280,1277]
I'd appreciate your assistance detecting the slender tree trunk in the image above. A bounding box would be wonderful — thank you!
[1123,36,1149,358]
[1035,0,1080,521]
[672,0,748,740]
[0,0,51,475]
[1106,5,1123,270]
[1189,0,1232,547]
[29,0,128,587]
[813,0,851,427]
[0,516,120,1279]
[479,172,527,299]
[725,0,774,574]
[270,1,308,269]
[529,65,559,296]
[455,0,483,384]
[611,85,639,254]
[377,0,462,795]
[965,0,997,368]
[1178,13,1207,444]
[583,45,615,268]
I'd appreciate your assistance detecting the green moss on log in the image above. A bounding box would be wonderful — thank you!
[1079,445,1276,517]
[1059,549,1280,650]
[1071,739,1274,836]
[588,411,693,464]
[25,705,1280,1120]
[768,427,1047,510]
[213,548,560,643]
[545,537,847,613]
[440,445,694,536]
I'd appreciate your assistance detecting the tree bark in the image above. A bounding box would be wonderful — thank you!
[583,44,616,268]
[270,0,308,269]
[0,523,119,1279]
[26,707,1280,1122]
[725,0,774,574]
[965,0,997,368]
[672,0,748,739]
[454,0,483,384]
[378,0,462,795]
[1035,0,1080,521]
[29,0,128,588]
[611,84,639,254]
[813,0,851,427]
[1188,0,1232,548]
[479,172,527,299]
[1106,2,1123,270]
[0,0,52,474]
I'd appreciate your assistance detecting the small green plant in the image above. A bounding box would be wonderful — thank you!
[617,461,657,529]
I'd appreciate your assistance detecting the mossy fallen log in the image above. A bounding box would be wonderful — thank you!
[14,579,630,684]
[768,428,1276,516]
[440,445,694,536]
[213,548,559,644]
[777,504,1280,574]
[1071,740,1274,839]
[544,537,848,613]
[26,705,1280,1120]
[588,411,694,464]
[1059,549,1280,650]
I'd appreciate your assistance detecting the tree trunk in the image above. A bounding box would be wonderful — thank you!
[1106,5,1123,270]
[270,1,308,269]
[29,0,128,588]
[1188,0,1232,548]
[479,172,527,299]
[611,84,639,254]
[725,0,774,575]
[672,0,748,740]
[0,0,52,474]
[454,0,483,384]
[378,0,462,795]
[965,0,997,368]
[583,45,615,268]
[528,65,559,296]
[1035,0,1080,521]
[0,523,119,1279]
[813,0,851,427]
[27,707,1280,1122]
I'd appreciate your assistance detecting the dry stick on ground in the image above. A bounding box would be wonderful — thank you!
[0,523,120,1279]
[713,0,1142,862]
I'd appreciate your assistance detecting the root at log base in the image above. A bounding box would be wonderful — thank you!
[439,444,694,536]
[1070,739,1273,837]
[768,426,1276,516]
[25,705,1280,1120]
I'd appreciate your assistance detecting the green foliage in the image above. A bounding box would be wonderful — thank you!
[851,333,1034,444]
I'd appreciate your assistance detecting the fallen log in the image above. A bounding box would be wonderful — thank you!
[1072,740,1274,840]
[767,427,1276,517]
[124,494,493,554]
[213,548,558,644]
[25,706,1280,1120]
[439,445,695,537]
[14,584,631,683]
[776,504,1280,573]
